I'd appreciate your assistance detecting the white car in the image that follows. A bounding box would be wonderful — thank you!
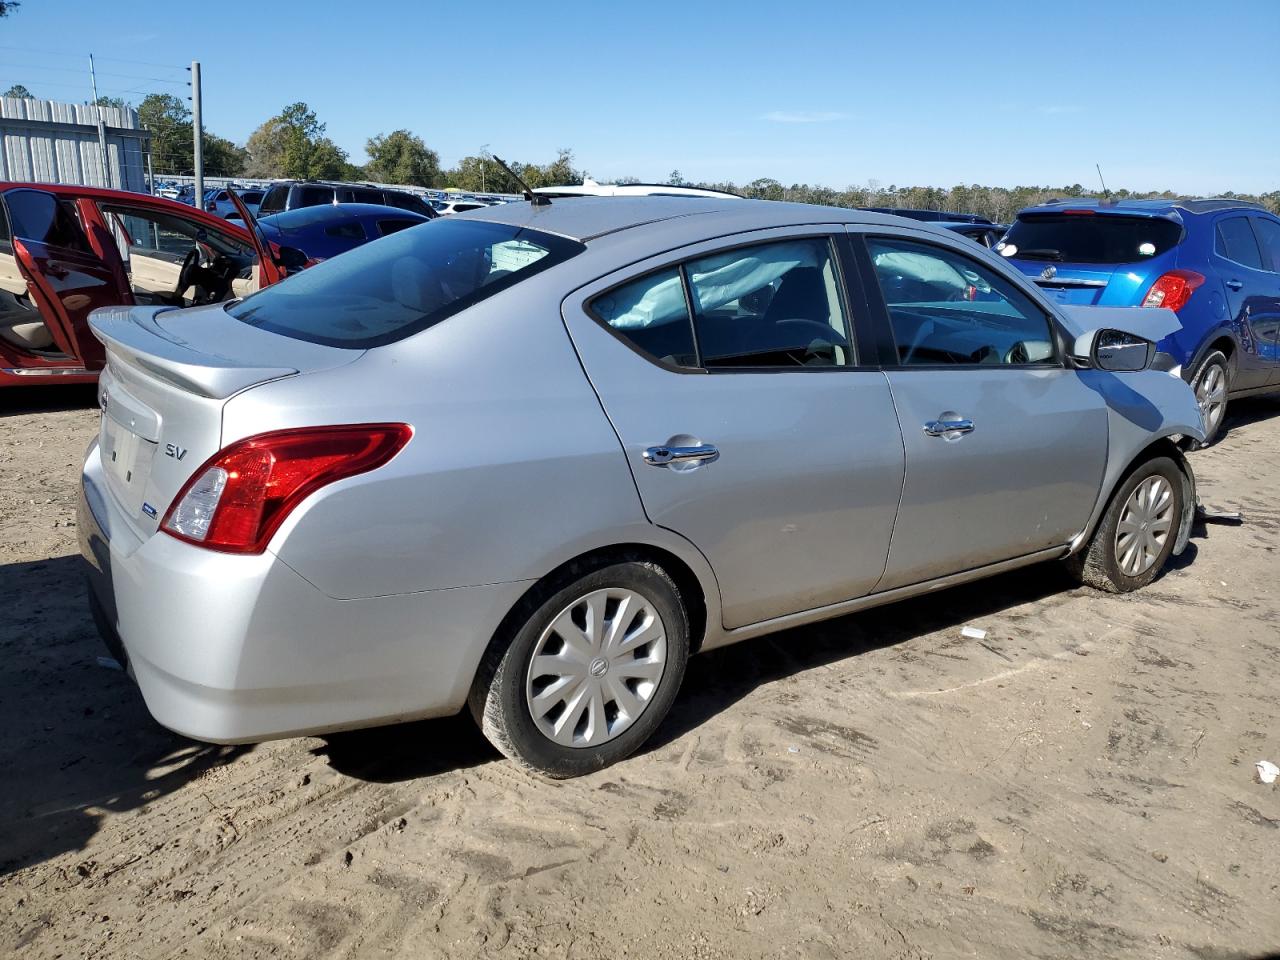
[534,177,742,201]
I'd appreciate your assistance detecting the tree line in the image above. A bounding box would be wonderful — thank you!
[3,84,1276,214]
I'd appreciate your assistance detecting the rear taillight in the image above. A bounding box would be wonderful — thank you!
[161,424,412,554]
[1140,270,1205,312]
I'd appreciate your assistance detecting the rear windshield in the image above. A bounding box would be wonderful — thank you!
[228,219,584,348]
[1002,214,1183,264]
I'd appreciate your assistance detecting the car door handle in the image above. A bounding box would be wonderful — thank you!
[923,418,975,438]
[643,442,719,467]
[1225,279,1244,291]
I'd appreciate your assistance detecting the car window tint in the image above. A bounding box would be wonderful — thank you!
[591,267,697,367]
[1250,218,1280,272]
[385,192,426,214]
[259,185,288,214]
[1216,216,1263,270]
[868,237,1056,366]
[5,190,91,253]
[97,203,253,261]
[297,187,335,208]
[345,188,383,204]
[1001,214,1181,264]
[0,197,10,243]
[377,218,422,237]
[687,238,851,368]
[324,221,366,240]
[229,219,583,348]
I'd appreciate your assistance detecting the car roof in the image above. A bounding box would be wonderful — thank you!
[260,203,429,227]
[455,196,921,242]
[1019,197,1266,218]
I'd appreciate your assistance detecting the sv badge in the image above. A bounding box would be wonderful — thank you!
[164,443,188,461]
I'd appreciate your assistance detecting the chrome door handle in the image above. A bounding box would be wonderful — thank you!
[643,442,719,467]
[1225,279,1244,291]
[923,418,975,437]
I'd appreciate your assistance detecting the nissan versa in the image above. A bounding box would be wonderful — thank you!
[79,198,1204,778]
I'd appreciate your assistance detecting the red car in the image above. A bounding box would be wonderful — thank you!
[0,182,284,388]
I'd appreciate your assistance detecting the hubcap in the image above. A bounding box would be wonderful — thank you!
[1114,475,1175,577]
[525,588,667,748]
[1195,362,1226,435]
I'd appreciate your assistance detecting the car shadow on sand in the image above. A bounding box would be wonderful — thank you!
[0,555,249,877]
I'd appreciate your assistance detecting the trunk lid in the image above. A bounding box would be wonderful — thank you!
[1009,262,1153,306]
[90,303,363,539]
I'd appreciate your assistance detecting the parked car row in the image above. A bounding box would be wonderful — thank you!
[72,193,1214,779]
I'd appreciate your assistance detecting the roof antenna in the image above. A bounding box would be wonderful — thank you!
[492,155,550,206]
[1096,163,1112,201]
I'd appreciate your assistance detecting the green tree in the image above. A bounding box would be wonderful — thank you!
[667,169,686,186]
[203,133,248,177]
[365,129,441,187]
[0,2,20,17]
[3,83,33,99]
[246,103,351,179]
[138,93,193,174]
[94,95,126,110]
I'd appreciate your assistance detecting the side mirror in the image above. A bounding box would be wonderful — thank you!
[276,246,308,272]
[1072,328,1155,372]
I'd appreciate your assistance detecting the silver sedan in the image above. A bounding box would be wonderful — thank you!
[79,198,1204,777]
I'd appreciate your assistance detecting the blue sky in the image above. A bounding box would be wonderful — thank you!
[2,0,1277,193]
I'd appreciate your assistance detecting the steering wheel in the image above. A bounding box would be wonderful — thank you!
[176,247,201,301]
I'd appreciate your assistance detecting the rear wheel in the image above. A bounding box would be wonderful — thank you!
[1191,350,1229,447]
[1065,457,1184,593]
[470,560,690,778]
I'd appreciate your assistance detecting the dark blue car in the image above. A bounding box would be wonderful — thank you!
[1000,198,1280,444]
[257,203,431,267]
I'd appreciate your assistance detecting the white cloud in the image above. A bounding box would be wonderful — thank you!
[760,110,847,124]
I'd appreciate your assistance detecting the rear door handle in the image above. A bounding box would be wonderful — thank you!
[923,418,975,438]
[643,442,719,467]
[1225,279,1244,291]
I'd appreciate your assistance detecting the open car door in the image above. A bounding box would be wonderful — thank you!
[0,188,131,369]
[226,188,286,287]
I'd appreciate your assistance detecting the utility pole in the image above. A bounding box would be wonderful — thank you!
[88,54,114,189]
[189,61,203,207]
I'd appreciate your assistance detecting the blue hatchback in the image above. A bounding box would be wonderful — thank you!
[256,203,432,268]
[1000,199,1280,444]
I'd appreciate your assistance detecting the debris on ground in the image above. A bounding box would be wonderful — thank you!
[1256,760,1279,785]
[961,626,988,640]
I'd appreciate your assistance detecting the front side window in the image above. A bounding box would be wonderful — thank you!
[377,218,423,237]
[258,185,289,215]
[229,219,583,348]
[344,188,384,204]
[868,237,1056,366]
[1215,216,1263,270]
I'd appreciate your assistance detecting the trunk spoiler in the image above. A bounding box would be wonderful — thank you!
[89,305,299,399]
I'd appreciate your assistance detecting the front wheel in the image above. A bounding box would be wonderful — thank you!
[1190,350,1229,448]
[470,561,690,778]
[1065,457,1185,593]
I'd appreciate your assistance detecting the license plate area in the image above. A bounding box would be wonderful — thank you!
[100,414,156,517]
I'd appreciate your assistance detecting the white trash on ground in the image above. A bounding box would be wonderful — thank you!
[1256,760,1279,785]
[961,626,987,641]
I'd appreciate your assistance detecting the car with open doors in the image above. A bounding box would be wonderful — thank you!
[80,198,1203,778]
[0,183,283,387]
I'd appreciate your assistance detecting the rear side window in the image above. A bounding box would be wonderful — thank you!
[385,192,432,216]
[325,221,366,240]
[1216,216,1264,270]
[258,185,288,215]
[5,190,91,253]
[589,237,851,369]
[297,186,335,208]
[592,267,697,367]
[1252,218,1280,272]
[1002,214,1182,264]
[344,188,384,204]
[229,219,583,348]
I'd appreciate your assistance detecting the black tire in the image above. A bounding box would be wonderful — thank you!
[1189,350,1229,448]
[1064,456,1184,593]
[469,560,690,779]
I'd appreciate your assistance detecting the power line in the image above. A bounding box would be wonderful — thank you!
[0,44,186,72]
[0,59,186,84]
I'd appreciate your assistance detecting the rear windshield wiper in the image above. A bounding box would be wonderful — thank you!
[1016,248,1064,261]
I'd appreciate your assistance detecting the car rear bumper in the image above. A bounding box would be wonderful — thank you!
[78,439,530,744]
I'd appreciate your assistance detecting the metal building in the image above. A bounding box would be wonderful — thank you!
[0,96,150,193]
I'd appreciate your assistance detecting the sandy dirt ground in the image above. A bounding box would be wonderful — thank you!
[2,384,1279,960]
